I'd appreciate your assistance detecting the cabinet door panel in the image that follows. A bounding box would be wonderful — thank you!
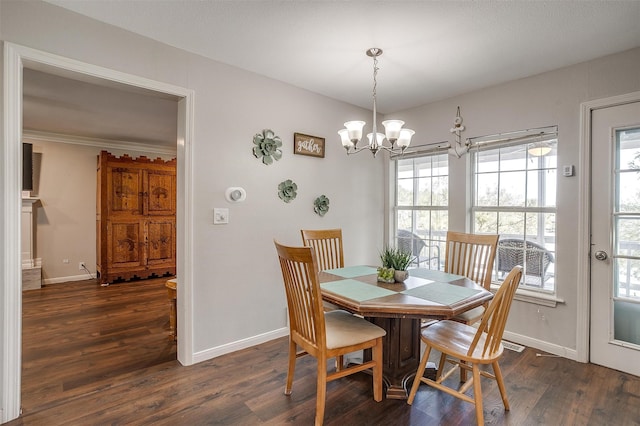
[146,171,176,216]
[108,168,143,216]
[147,220,176,265]
[107,220,145,267]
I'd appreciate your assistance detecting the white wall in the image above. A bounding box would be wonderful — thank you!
[0,0,384,359]
[390,47,640,353]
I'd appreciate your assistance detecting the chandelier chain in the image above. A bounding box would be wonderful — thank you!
[372,55,378,106]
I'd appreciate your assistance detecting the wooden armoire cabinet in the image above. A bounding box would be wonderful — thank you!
[96,151,176,285]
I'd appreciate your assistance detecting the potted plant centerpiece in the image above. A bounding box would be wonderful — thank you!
[378,246,414,283]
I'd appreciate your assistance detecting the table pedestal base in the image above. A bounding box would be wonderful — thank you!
[365,317,422,400]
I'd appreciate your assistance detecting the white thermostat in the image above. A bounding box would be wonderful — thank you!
[225,187,246,202]
[562,165,574,177]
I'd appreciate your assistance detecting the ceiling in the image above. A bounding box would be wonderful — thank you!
[23,68,179,146]
[24,1,640,146]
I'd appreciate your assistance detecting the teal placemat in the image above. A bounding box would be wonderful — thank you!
[409,269,465,283]
[321,279,397,302]
[324,266,378,278]
[402,282,481,305]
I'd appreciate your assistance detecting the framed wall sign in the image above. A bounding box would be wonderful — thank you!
[294,132,325,158]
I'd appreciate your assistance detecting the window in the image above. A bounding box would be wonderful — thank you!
[394,153,448,270]
[471,133,557,291]
[614,127,640,300]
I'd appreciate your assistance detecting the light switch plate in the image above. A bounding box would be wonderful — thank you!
[213,208,229,224]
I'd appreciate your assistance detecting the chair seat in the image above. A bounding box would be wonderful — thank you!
[451,305,485,324]
[421,319,504,363]
[325,310,386,349]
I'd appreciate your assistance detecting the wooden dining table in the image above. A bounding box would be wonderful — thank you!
[318,265,493,400]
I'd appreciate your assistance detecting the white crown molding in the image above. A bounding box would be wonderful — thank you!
[22,130,177,156]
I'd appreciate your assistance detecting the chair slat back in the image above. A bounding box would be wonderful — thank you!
[274,241,326,352]
[444,231,499,290]
[300,229,344,271]
[469,265,523,358]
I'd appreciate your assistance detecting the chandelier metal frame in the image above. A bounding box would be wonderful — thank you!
[338,48,414,157]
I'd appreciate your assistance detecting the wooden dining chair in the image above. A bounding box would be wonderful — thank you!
[407,266,523,426]
[444,231,499,325]
[301,228,344,313]
[300,228,344,270]
[274,240,386,426]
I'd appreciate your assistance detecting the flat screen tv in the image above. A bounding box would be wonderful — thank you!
[22,142,33,191]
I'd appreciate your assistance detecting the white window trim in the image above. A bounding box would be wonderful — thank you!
[490,282,565,307]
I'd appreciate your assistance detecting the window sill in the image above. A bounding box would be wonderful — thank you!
[489,284,564,307]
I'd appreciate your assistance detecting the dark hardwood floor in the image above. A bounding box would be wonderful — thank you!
[8,278,640,425]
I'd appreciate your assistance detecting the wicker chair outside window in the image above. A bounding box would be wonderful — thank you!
[497,239,554,287]
[396,229,440,269]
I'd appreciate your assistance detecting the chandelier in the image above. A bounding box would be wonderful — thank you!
[338,48,415,157]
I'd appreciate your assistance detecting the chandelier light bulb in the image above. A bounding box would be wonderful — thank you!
[366,132,385,146]
[382,120,404,143]
[338,129,352,149]
[344,121,365,142]
[397,129,415,149]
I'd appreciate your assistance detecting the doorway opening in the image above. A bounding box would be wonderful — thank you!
[3,42,195,422]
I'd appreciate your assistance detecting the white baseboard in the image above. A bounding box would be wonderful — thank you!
[192,327,289,364]
[43,273,94,284]
[189,327,580,368]
[502,330,579,361]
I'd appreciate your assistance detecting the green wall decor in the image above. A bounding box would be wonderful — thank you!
[253,129,283,165]
[313,195,330,216]
[278,179,298,203]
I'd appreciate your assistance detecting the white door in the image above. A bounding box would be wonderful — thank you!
[590,101,640,375]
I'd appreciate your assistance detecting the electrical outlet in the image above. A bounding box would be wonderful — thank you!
[63,259,70,264]
[79,262,86,270]
[537,308,546,321]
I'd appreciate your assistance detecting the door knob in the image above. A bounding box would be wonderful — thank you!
[594,250,608,261]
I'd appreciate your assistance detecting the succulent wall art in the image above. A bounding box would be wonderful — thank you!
[278,179,298,203]
[253,129,282,165]
[313,195,330,216]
